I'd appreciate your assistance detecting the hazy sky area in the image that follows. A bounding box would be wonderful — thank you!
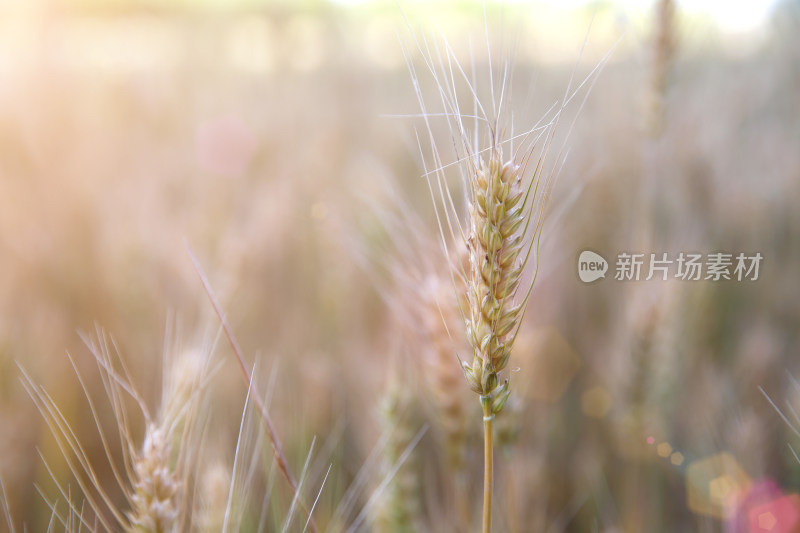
[0,0,783,33]
[326,0,782,33]
[0,0,785,74]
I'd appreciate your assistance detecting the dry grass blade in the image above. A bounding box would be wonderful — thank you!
[761,386,800,439]
[328,421,396,530]
[281,437,317,533]
[345,425,428,533]
[19,366,123,532]
[0,478,15,533]
[187,246,318,533]
[222,365,255,533]
[305,464,333,533]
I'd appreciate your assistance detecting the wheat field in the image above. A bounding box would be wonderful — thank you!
[1,1,799,532]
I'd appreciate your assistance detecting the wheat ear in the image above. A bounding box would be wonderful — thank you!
[128,426,179,532]
[402,15,616,529]
[368,193,472,528]
[462,150,524,410]
[18,328,209,533]
[418,267,471,527]
[127,346,208,533]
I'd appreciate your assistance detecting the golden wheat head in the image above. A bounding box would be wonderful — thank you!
[462,148,525,415]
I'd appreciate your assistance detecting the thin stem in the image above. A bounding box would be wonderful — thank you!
[481,395,494,533]
[188,248,318,533]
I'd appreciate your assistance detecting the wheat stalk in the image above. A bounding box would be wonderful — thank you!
[463,147,527,533]
[401,18,616,529]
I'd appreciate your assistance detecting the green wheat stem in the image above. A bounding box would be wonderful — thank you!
[482,395,494,533]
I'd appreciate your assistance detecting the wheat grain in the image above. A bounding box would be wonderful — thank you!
[462,150,525,414]
[128,426,179,533]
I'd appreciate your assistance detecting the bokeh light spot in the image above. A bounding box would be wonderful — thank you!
[758,511,777,531]
[657,442,672,458]
[709,475,737,506]
[748,494,800,533]
[728,479,784,533]
[686,452,751,520]
[581,386,611,418]
[670,452,685,466]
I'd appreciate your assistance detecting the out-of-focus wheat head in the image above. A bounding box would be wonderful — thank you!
[19,330,211,532]
[128,346,209,533]
[375,381,423,533]
[128,426,179,532]
[197,460,230,533]
[366,189,473,526]
[416,246,471,474]
[645,0,676,136]
[418,257,473,528]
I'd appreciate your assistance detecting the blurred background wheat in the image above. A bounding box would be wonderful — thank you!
[0,0,799,531]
